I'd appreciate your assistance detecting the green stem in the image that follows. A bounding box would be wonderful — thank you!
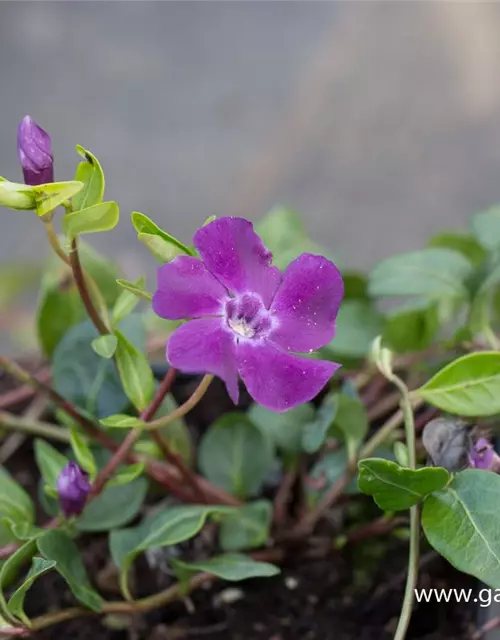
[44,220,69,264]
[0,411,70,443]
[147,374,213,430]
[392,378,420,640]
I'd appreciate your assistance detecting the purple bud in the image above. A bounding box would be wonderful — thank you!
[468,438,500,471]
[17,115,54,186]
[57,462,90,517]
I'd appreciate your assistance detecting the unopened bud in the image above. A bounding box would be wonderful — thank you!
[17,115,54,186]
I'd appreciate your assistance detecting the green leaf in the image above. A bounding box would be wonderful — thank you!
[7,557,56,625]
[76,476,148,532]
[0,469,35,547]
[471,204,500,252]
[422,469,500,588]
[368,248,474,299]
[153,393,193,464]
[37,530,102,611]
[415,351,500,416]
[112,278,144,324]
[199,414,275,497]
[100,414,145,429]
[219,501,272,552]
[72,145,105,211]
[301,393,338,453]
[138,232,186,263]
[428,231,487,267]
[325,300,384,359]
[33,181,84,218]
[91,334,118,359]
[172,553,280,582]
[393,442,409,467]
[116,278,153,302]
[52,316,145,417]
[383,299,439,353]
[110,505,233,598]
[248,403,315,454]
[0,180,36,210]
[105,463,145,488]
[256,205,339,271]
[131,212,193,258]
[342,271,369,300]
[358,459,450,511]
[34,439,68,491]
[63,201,119,238]
[69,429,97,479]
[115,330,154,412]
[331,394,369,462]
[0,540,37,623]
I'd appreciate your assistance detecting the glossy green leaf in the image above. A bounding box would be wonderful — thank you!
[415,352,500,416]
[63,201,119,238]
[72,145,105,211]
[428,231,487,267]
[100,414,145,429]
[199,414,275,497]
[76,476,148,532]
[358,459,450,511]
[248,403,315,454]
[325,300,384,359]
[112,278,144,324]
[33,181,84,218]
[368,248,474,299]
[105,463,145,488]
[383,299,439,353]
[0,179,36,210]
[301,392,338,453]
[110,505,233,598]
[116,278,153,302]
[7,557,56,625]
[91,334,118,359]
[115,330,154,412]
[256,205,339,271]
[0,468,35,547]
[422,469,500,588]
[69,429,97,479]
[0,540,37,623]
[219,501,272,552]
[52,320,131,418]
[138,232,186,263]
[131,211,193,256]
[37,530,102,611]
[331,394,369,462]
[471,204,500,252]
[34,439,68,491]
[172,553,279,582]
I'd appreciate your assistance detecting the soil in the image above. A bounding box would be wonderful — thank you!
[2,368,480,639]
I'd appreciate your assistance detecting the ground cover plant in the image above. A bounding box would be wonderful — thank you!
[0,116,500,638]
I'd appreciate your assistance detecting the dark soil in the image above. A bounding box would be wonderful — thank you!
[2,368,480,639]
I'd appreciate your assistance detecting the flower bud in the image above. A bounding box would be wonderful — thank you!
[17,115,54,186]
[57,461,90,517]
[468,437,500,472]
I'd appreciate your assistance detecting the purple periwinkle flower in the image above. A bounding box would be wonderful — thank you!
[469,438,500,472]
[152,217,344,412]
[17,115,54,186]
[57,462,91,517]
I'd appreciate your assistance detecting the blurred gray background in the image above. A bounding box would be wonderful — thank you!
[2,1,500,277]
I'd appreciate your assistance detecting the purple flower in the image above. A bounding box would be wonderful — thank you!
[469,438,500,471]
[152,217,344,412]
[57,462,90,517]
[17,115,54,186]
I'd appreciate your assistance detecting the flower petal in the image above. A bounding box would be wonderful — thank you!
[167,318,239,404]
[153,255,228,320]
[194,217,282,308]
[269,253,344,352]
[237,340,339,412]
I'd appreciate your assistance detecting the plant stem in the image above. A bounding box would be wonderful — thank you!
[44,220,70,265]
[26,548,283,634]
[0,367,50,410]
[392,379,420,640]
[148,374,214,430]
[69,238,109,335]
[0,411,70,443]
